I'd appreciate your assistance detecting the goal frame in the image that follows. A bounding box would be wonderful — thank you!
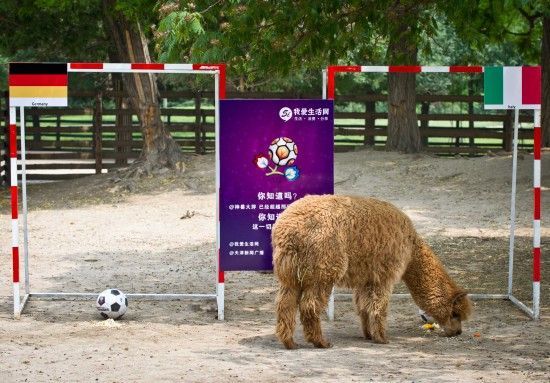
[323,65,541,320]
[8,62,227,320]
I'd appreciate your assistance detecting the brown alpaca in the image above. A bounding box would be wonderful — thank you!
[272,195,472,349]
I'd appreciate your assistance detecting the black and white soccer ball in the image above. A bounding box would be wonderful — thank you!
[268,137,298,166]
[96,289,128,319]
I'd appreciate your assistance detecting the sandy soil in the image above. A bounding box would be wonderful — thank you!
[0,149,549,383]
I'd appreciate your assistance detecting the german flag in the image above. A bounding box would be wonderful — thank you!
[9,63,68,107]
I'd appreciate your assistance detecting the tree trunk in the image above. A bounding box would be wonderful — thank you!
[542,15,550,147]
[102,0,183,172]
[113,75,132,166]
[385,4,422,153]
[387,72,421,152]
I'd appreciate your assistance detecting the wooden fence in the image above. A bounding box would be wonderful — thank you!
[1,90,536,183]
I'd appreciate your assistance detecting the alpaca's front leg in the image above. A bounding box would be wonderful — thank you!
[299,287,332,348]
[354,285,391,344]
[369,296,389,344]
[354,291,372,340]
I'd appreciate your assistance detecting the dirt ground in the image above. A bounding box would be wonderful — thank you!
[0,149,549,383]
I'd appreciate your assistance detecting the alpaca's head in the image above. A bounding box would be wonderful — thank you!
[440,291,473,337]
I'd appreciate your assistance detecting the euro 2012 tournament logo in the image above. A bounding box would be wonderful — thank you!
[253,137,300,181]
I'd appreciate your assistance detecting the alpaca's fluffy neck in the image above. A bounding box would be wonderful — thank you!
[402,240,458,322]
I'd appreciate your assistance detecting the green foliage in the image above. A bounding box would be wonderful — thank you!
[156,10,205,62]
[0,0,107,61]
[112,0,158,23]
[0,55,7,90]
[0,0,545,99]
[154,1,390,91]
[442,0,545,64]
[154,0,539,94]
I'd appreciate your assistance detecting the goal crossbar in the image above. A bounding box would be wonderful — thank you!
[323,65,542,321]
[8,62,226,320]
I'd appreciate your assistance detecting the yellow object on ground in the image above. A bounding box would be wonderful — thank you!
[422,323,440,331]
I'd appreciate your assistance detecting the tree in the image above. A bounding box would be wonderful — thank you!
[0,1,107,61]
[442,0,549,145]
[156,0,433,152]
[102,0,183,173]
[155,1,385,92]
[157,0,549,152]
[382,2,428,153]
[0,0,184,173]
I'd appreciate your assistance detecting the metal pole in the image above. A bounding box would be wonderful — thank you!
[30,292,217,300]
[322,69,327,100]
[20,107,30,295]
[215,71,224,321]
[509,294,535,318]
[507,108,520,295]
[334,292,509,301]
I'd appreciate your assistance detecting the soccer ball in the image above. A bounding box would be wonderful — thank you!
[268,137,298,166]
[96,289,128,319]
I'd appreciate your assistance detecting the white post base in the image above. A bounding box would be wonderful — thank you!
[13,282,21,319]
[327,288,335,321]
[217,282,225,321]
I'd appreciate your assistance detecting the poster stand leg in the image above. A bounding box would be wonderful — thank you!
[214,71,225,321]
[327,288,335,321]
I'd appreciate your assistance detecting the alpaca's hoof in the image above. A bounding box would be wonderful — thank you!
[371,336,388,344]
[282,339,298,350]
[313,340,333,348]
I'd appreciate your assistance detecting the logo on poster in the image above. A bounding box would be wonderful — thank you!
[254,137,300,181]
[279,107,293,122]
[279,106,331,122]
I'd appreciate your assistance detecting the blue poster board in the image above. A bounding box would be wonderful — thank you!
[219,100,334,271]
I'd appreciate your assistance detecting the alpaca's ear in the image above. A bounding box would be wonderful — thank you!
[452,291,472,320]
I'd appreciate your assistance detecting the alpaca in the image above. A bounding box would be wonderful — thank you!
[272,195,472,349]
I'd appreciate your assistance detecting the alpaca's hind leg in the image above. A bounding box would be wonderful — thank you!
[354,285,391,344]
[275,286,301,349]
[299,286,332,348]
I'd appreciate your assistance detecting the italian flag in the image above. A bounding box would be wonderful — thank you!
[9,63,68,107]
[484,66,541,110]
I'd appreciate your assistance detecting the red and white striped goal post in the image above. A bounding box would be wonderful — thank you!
[323,64,541,320]
[531,110,541,317]
[9,62,226,320]
[324,65,483,100]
